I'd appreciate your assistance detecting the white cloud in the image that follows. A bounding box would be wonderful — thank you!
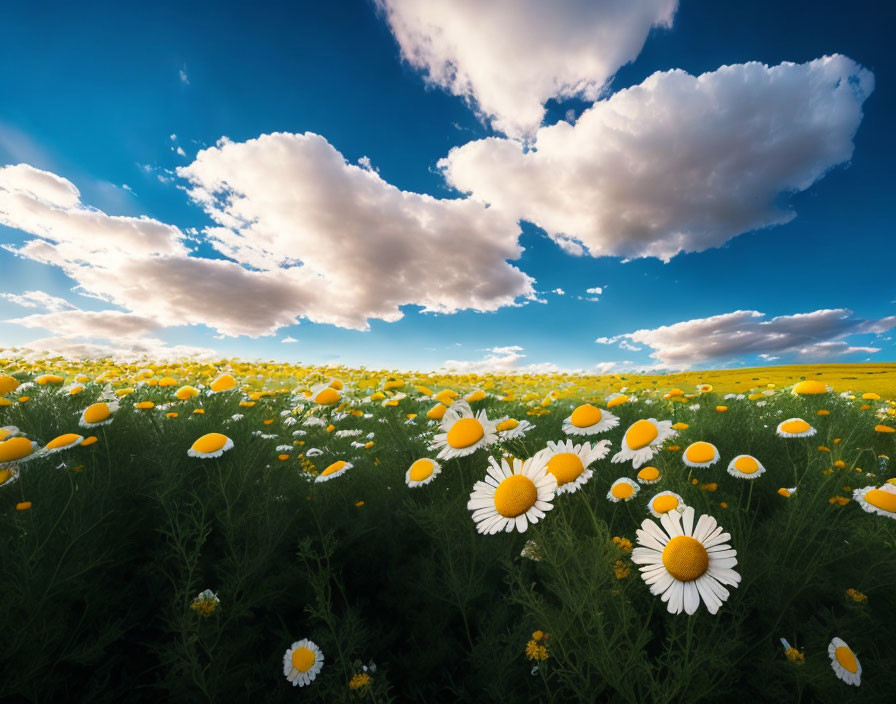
[586,286,603,296]
[169,134,177,142]
[602,308,896,368]
[281,336,299,343]
[179,67,189,85]
[1,132,535,339]
[6,309,160,339]
[552,288,565,295]
[440,55,874,261]
[376,0,677,138]
[175,146,186,157]
[0,336,215,362]
[442,345,557,373]
[0,289,76,312]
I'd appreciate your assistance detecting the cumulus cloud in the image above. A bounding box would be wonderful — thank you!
[1,134,535,340]
[6,309,161,339]
[440,55,874,261]
[375,0,677,137]
[177,132,535,329]
[600,309,896,368]
[0,336,216,362]
[0,289,76,312]
[442,345,561,374]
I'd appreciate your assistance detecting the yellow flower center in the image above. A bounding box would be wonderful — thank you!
[793,380,827,395]
[291,647,316,673]
[427,403,447,420]
[83,403,111,424]
[0,437,34,463]
[638,466,660,482]
[210,375,236,392]
[652,495,679,513]
[191,433,229,454]
[321,460,347,476]
[570,404,602,428]
[0,468,12,485]
[834,646,858,674]
[864,489,896,513]
[661,535,709,582]
[607,394,628,408]
[314,388,340,405]
[493,475,537,517]
[780,419,811,434]
[734,456,759,474]
[685,442,716,464]
[546,452,584,486]
[408,459,434,482]
[611,481,635,499]
[496,418,519,432]
[446,418,484,449]
[46,433,81,450]
[625,420,658,450]
[467,390,486,402]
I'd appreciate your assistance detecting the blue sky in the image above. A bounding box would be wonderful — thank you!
[0,0,893,372]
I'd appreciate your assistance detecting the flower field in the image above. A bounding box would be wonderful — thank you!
[1,358,895,702]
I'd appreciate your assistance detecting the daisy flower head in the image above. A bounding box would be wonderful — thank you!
[538,438,611,495]
[79,401,119,428]
[682,441,720,469]
[828,638,861,686]
[309,383,341,406]
[607,477,640,502]
[431,400,498,460]
[43,433,84,454]
[636,465,661,485]
[612,418,676,469]
[467,454,556,534]
[646,491,687,518]
[0,436,40,467]
[631,506,740,615]
[315,460,353,483]
[727,455,766,480]
[562,403,619,436]
[187,433,234,459]
[852,483,896,519]
[495,417,534,439]
[776,418,816,438]
[283,638,324,687]
[405,458,441,488]
[0,426,19,441]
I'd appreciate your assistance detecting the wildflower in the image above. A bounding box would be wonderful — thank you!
[354,501,365,507]
[0,437,39,467]
[780,639,805,664]
[700,483,718,492]
[0,466,19,487]
[852,484,896,519]
[79,401,118,428]
[405,458,441,488]
[845,588,867,604]
[81,436,98,447]
[828,638,861,686]
[611,418,676,469]
[520,539,544,561]
[188,433,234,459]
[792,380,829,395]
[538,439,610,494]
[613,560,631,579]
[671,422,689,430]
[874,424,895,434]
[562,403,619,436]
[716,406,728,413]
[0,426,19,441]
[16,501,32,510]
[190,589,220,617]
[682,441,720,468]
[283,639,324,687]
[818,445,831,452]
[778,487,796,498]
[776,418,816,438]
[468,455,556,535]
[496,417,534,439]
[43,433,84,454]
[726,454,765,480]
[349,673,371,690]
[134,401,155,410]
[525,635,549,661]
[431,401,498,460]
[631,506,740,615]
[607,477,640,502]
[315,460,353,483]
[829,496,850,506]
[636,465,661,484]
[612,536,633,552]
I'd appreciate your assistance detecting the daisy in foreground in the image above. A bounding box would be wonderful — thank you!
[431,400,498,460]
[405,458,441,488]
[562,403,619,436]
[727,455,766,480]
[283,638,324,687]
[467,455,556,534]
[315,460,353,483]
[631,506,741,615]
[187,433,234,458]
[828,637,861,686]
[852,483,896,519]
[776,418,816,438]
[612,418,676,469]
[538,438,611,494]
[682,442,720,468]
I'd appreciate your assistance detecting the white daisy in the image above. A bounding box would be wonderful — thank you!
[405,458,441,488]
[467,455,556,534]
[646,491,687,518]
[631,506,741,615]
[283,638,324,687]
[562,403,619,436]
[0,437,40,467]
[776,418,816,438]
[431,400,498,460]
[611,418,676,469]
[537,439,611,495]
[315,460,352,483]
[636,465,661,485]
[828,637,861,686]
[0,426,20,441]
[682,442,720,469]
[43,433,84,454]
[852,484,896,519]
[495,417,534,439]
[187,433,234,459]
[607,477,640,502]
[727,455,766,480]
[78,401,119,428]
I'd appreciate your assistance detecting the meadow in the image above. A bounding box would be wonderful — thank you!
[1,358,895,703]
